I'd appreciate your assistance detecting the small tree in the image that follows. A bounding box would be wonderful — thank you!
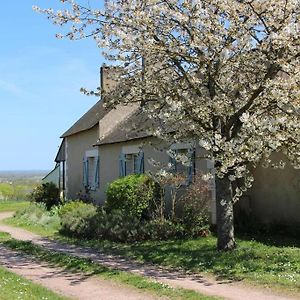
[29,182,60,210]
[156,172,186,220]
[35,0,300,250]
[179,174,211,237]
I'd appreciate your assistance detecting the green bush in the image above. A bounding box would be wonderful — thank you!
[180,194,210,237]
[105,174,157,219]
[90,209,141,242]
[142,219,185,240]
[58,173,210,241]
[29,182,60,210]
[235,208,300,238]
[59,202,184,242]
[13,202,61,230]
[59,200,97,238]
[177,175,210,237]
[59,204,140,242]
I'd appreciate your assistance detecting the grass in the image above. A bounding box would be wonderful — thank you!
[0,236,218,300]
[4,203,60,237]
[0,200,29,212]
[7,213,300,295]
[3,203,300,295]
[0,261,67,300]
[0,232,11,242]
[5,215,59,237]
[69,235,300,293]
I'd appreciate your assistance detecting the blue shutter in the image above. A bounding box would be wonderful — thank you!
[187,149,195,184]
[136,151,144,174]
[83,156,88,187]
[94,156,100,188]
[119,153,125,177]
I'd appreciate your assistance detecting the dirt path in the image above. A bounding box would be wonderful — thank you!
[0,245,161,300]
[0,212,298,300]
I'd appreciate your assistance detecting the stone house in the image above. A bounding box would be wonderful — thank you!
[54,66,300,227]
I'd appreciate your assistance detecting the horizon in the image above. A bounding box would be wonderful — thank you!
[0,169,50,172]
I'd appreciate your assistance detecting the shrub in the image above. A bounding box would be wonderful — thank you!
[29,182,60,210]
[91,210,185,242]
[90,209,141,242]
[141,219,185,240]
[178,174,210,237]
[59,200,97,238]
[105,174,157,219]
[77,186,94,204]
[13,202,61,230]
[59,203,141,242]
[14,202,47,220]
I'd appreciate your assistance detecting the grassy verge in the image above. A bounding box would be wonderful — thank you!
[68,236,300,293]
[0,239,68,300]
[3,205,300,295]
[0,201,29,212]
[0,236,218,300]
[0,267,68,300]
[5,215,59,237]
[4,203,60,237]
[0,232,11,242]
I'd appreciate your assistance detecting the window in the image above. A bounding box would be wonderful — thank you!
[119,151,144,176]
[170,147,195,184]
[125,153,139,175]
[83,150,99,190]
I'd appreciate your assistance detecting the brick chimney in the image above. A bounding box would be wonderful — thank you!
[99,65,139,140]
[100,65,122,95]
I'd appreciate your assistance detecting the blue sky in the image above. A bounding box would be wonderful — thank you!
[0,1,104,171]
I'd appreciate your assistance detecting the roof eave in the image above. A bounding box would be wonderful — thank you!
[94,134,152,147]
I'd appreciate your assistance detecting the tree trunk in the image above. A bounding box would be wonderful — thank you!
[215,175,236,251]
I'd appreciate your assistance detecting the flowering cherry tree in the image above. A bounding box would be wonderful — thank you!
[35,0,300,250]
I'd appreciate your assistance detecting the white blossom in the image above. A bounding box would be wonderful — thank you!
[35,0,300,200]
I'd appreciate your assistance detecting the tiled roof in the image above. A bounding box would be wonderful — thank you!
[95,110,158,146]
[61,100,110,138]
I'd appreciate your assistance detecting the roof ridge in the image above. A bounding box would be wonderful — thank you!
[61,99,110,138]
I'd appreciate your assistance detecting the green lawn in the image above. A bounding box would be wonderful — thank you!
[0,265,68,300]
[0,201,29,212]
[62,235,300,293]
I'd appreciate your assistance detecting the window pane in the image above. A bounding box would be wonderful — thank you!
[88,157,96,188]
[125,154,134,175]
[176,149,188,176]
[125,153,140,175]
[134,154,139,174]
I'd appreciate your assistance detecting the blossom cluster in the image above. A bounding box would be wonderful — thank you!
[35,0,300,200]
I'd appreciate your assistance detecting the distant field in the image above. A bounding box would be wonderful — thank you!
[0,182,35,201]
[0,170,48,179]
[0,201,29,212]
[0,170,47,201]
